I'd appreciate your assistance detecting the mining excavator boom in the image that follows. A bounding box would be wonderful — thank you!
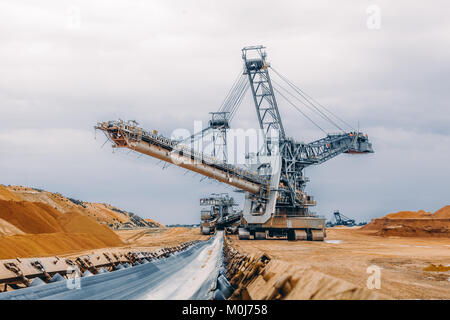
[95,120,268,195]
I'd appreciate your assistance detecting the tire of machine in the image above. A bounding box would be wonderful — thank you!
[311,229,325,241]
[287,229,295,241]
[238,228,250,240]
[294,229,308,240]
[254,231,266,240]
[202,227,210,235]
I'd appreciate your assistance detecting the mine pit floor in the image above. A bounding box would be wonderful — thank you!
[228,227,450,299]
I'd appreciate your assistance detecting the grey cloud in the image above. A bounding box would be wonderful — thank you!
[0,1,448,224]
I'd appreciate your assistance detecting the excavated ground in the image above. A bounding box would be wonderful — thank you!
[115,227,209,251]
[53,227,210,260]
[1,223,448,299]
[228,227,450,299]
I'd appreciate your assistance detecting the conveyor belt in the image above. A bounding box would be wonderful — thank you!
[0,233,224,300]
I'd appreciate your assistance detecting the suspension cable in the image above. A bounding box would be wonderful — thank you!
[218,68,245,113]
[273,86,328,135]
[217,68,250,124]
[228,81,249,121]
[271,78,345,132]
[271,67,356,131]
[223,75,245,112]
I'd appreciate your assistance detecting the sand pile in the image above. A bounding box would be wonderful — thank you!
[384,210,433,219]
[423,264,450,272]
[0,199,123,259]
[0,185,161,229]
[57,211,123,247]
[362,206,450,237]
[0,200,65,234]
[0,185,21,201]
[0,218,25,236]
[0,233,113,259]
[0,184,165,259]
[145,218,165,228]
[434,205,450,218]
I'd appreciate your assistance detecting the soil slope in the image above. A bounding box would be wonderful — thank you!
[0,185,160,229]
[0,218,25,236]
[362,206,450,237]
[145,218,165,228]
[0,199,124,259]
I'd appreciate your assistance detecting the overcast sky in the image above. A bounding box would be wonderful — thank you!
[0,1,449,224]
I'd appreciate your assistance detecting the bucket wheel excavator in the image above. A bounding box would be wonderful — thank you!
[96,45,373,241]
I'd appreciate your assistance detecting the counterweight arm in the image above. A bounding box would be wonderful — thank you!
[292,132,374,167]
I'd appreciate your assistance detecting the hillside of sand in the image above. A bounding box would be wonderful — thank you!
[0,199,124,259]
[145,218,165,228]
[362,206,450,237]
[0,185,161,229]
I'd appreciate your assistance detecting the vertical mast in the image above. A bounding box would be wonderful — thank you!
[242,46,286,141]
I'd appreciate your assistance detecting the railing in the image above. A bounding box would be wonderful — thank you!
[96,120,269,187]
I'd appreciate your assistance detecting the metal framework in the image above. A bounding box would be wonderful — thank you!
[200,193,241,234]
[95,120,268,194]
[209,112,229,162]
[333,210,356,226]
[242,46,286,141]
[96,45,374,236]
[241,46,373,218]
[276,132,373,212]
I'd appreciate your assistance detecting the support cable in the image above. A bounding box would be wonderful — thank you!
[271,67,356,131]
[272,86,328,135]
[224,75,246,113]
[221,73,247,114]
[219,68,245,113]
[271,79,344,132]
[229,81,250,121]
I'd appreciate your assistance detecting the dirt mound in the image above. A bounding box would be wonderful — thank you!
[0,233,114,260]
[0,184,163,259]
[434,206,450,218]
[0,185,162,229]
[423,264,450,272]
[0,185,21,201]
[0,218,25,236]
[145,218,165,228]
[0,200,64,234]
[362,206,450,237]
[384,210,433,219]
[57,211,123,247]
[371,219,449,237]
[0,199,123,259]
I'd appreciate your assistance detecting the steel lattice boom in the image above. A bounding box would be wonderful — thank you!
[96,45,374,241]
